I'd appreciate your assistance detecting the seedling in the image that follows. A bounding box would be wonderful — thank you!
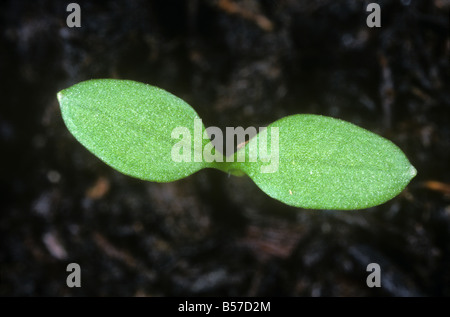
[57,79,416,210]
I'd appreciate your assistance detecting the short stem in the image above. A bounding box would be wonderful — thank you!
[211,161,246,177]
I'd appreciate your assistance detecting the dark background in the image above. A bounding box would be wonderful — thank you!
[1,0,449,296]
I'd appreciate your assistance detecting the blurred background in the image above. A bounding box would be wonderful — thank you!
[1,0,449,296]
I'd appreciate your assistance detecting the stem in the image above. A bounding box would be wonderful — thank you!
[210,160,246,177]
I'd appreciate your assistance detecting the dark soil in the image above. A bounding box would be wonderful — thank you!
[1,0,449,296]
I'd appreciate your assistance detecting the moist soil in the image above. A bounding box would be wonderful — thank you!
[1,0,449,296]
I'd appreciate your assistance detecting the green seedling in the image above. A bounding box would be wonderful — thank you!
[57,79,416,210]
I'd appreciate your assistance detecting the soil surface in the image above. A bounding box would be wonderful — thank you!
[1,0,449,296]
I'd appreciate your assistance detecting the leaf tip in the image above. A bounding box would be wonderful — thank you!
[409,164,417,179]
[57,91,64,104]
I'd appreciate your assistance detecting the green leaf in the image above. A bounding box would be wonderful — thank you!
[58,79,416,210]
[58,79,213,182]
[232,114,417,210]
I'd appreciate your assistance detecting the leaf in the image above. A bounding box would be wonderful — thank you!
[58,79,213,182]
[232,114,417,210]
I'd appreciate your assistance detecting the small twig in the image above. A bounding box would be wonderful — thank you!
[423,180,450,195]
[86,176,110,200]
[216,0,274,32]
